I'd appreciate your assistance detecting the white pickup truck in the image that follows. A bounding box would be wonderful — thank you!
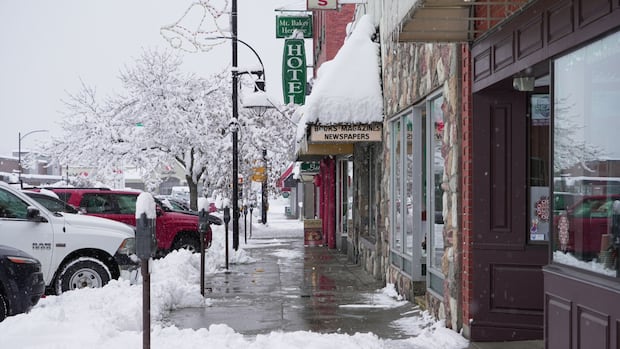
[0,181,136,294]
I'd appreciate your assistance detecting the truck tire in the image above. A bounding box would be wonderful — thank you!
[172,234,200,253]
[56,257,112,294]
[0,292,7,321]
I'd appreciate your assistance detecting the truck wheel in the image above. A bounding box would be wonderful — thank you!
[56,257,111,294]
[173,235,200,253]
[0,293,7,321]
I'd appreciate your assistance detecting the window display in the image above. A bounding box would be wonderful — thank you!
[552,30,620,277]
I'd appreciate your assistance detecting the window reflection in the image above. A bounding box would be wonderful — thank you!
[553,30,620,277]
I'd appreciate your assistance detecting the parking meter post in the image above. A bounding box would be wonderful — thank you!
[141,259,150,349]
[243,205,248,244]
[249,204,254,238]
[198,208,209,297]
[136,210,155,349]
[223,206,230,271]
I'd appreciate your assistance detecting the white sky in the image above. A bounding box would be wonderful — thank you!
[0,198,470,348]
[0,0,310,156]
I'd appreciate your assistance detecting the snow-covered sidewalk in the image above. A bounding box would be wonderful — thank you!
[0,198,469,349]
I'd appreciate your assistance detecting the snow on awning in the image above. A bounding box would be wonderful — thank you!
[295,14,383,144]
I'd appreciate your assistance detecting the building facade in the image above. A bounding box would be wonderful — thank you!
[296,0,620,347]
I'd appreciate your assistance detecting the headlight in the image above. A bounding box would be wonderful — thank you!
[117,237,136,255]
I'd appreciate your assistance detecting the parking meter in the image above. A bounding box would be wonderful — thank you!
[198,198,209,297]
[243,205,248,244]
[135,192,156,346]
[223,206,230,270]
[224,206,231,224]
[135,193,157,260]
[249,204,254,238]
[136,213,157,259]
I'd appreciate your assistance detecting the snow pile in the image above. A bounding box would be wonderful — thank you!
[0,198,468,349]
[340,284,407,309]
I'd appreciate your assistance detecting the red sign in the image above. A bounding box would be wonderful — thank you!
[307,0,337,10]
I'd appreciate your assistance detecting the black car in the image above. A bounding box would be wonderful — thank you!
[23,191,79,214]
[0,245,45,321]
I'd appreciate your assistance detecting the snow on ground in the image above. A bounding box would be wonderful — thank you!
[0,197,469,349]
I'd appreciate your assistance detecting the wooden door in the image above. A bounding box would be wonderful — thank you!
[471,89,549,341]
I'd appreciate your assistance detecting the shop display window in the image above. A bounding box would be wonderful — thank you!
[552,30,620,277]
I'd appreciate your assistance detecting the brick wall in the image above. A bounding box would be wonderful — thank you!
[461,43,473,336]
[313,5,355,76]
[474,0,530,36]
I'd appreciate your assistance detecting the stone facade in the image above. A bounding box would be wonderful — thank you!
[380,37,463,331]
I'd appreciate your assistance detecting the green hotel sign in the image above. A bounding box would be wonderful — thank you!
[282,38,307,105]
[276,16,312,39]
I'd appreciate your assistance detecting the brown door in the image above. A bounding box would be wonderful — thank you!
[471,88,549,341]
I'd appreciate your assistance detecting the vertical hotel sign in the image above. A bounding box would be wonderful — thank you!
[282,39,306,105]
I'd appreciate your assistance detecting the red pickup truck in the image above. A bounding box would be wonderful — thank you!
[48,188,219,255]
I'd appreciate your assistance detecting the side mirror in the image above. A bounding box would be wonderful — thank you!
[156,207,164,217]
[26,206,46,222]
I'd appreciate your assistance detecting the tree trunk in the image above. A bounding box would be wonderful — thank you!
[186,175,199,211]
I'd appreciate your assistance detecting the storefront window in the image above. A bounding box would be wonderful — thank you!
[392,119,403,252]
[359,144,379,241]
[428,95,445,273]
[390,91,445,283]
[552,30,620,277]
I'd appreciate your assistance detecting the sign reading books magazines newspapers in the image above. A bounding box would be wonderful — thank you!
[309,123,383,143]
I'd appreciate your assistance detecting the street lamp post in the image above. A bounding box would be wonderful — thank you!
[231,0,276,248]
[231,0,241,251]
[163,1,273,250]
[18,129,48,189]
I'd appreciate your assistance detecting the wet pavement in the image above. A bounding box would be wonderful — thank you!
[166,221,544,348]
[166,236,422,339]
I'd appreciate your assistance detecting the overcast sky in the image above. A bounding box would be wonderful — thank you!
[0,0,310,156]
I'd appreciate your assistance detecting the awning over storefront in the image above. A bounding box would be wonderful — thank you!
[396,0,532,42]
[294,14,383,160]
[276,163,295,189]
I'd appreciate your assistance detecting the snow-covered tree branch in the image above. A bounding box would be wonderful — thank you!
[44,48,296,209]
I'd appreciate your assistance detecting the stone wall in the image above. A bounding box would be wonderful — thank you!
[380,37,462,332]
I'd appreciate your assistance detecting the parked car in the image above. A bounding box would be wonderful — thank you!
[49,188,217,254]
[0,181,136,295]
[556,194,620,259]
[553,191,579,215]
[23,190,79,214]
[158,197,219,215]
[0,245,45,321]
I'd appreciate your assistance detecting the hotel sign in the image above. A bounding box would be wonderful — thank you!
[282,39,307,105]
[309,123,383,143]
[276,16,312,38]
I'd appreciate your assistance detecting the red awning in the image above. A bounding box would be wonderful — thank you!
[276,163,295,189]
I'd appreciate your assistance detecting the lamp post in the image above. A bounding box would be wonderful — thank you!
[231,0,276,248]
[18,129,48,189]
[163,0,273,249]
